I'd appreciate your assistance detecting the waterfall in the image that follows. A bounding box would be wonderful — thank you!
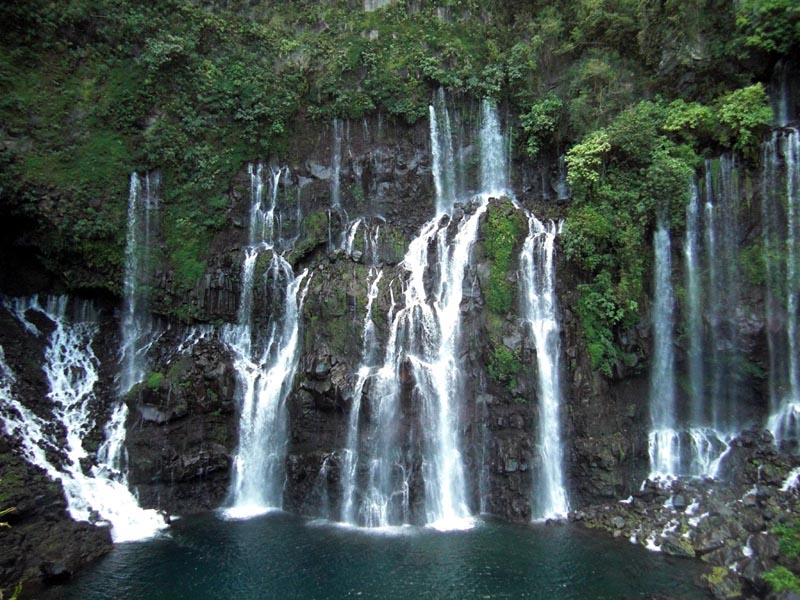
[648,221,679,478]
[765,129,800,443]
[682,181,732,474]
[430,89,457,215]
[556,155,570,201]
[685,182,704,424]
[480,99,509,198]
[350,208,485,528]
[341,99,508,529]
[223,163,311,519]
[340,268,383,524]
[649,163,746,480]
[331,119,343,208]
[521,216,569,520]
[107,173,161,483]
[1,296,166,542]
[705,157,745,431]
[119,172,159,394]
[248,163,285,246]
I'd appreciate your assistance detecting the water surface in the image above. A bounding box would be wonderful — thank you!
[46,513,706,600]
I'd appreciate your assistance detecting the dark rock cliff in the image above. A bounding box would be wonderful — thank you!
[0,109,781,591]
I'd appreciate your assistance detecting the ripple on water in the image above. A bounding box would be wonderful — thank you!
[43,513,706,600]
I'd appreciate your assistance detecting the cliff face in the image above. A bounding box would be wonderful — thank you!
[0,97,787,593]
[2,107,778,510]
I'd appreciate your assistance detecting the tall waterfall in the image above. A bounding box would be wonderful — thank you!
[704,157,745,432]
[340,268,383,524]
[331,119,343,209]
[340,99,507,529]
[685,182,704,425]
[119,172,159,394]
[765,129,800,443]
[1,296,165,542]
[521,217,569,519]
[430,89,457,215]
[648,221,679,478]
[649,162,748,480]
[480,99,510,198]
[223,163,311,518]
[110,173,160,478]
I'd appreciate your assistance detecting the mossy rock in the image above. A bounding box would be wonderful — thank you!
[289,210,329,264]
[703,566,742,599]
[480,198,526,317]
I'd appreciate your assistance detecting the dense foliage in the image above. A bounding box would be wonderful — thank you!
[0,0,796,363]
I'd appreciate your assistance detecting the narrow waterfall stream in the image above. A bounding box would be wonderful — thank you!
[119,172,159,394]
[340,267,383,524]
[107,172,162,484]
[521,217,569,520]
[223,163,311,518]
[331,119,343,209]
[430,88,457,215]
[765,129,800,442]
[648,221,679,478]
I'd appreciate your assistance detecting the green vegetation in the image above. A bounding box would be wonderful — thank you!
[0,0,796,345]
[482,200,525,316]
[487,345,522,386]
[761,520,800,594]
[562,87,771,375]
[773,520,800,559]
[764,566,800,594]
[736,0,800,54]
[0,506,14,527]
[0,582,22,600]
[520,94,563,160]
[146,371,165,389]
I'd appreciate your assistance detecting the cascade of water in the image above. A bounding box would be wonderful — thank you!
[1,296,165,542]
[248,163,286,247]
[685,182,704,424]
[648,221,679,478]
[223,257,311,518]
[345,100,508,529]
[784,131,799,426]
[109,173,160,481]
[772,61,796,128]
[343,218,363,256]
[556,155,570,201]
[648,163,746,480]
[706,157,744,431]
[480,99,509,198]
[224,162,312,518]
[521,216,569,519]
[766,129,800,442]
[119,172,159,395]
[331,119,343,209]
[763,133,784,426]
[397,203,487,530]
[429,89,457,215]
[340,268,384,524]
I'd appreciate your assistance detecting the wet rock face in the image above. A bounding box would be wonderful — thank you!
[153,114,436,323]
[0,438,113,591]
[571,429,800,600]
[556,257,651,506]
[125,336,238,515]
[0,300,118,592]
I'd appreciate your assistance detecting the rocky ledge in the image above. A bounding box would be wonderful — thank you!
[572,429,800,599]
[0,440,112,595]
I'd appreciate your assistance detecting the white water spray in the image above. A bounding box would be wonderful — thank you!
[521,216,569,519]
[2,296,166,542]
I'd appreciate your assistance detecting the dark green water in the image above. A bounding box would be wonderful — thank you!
[45,513,706,600]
